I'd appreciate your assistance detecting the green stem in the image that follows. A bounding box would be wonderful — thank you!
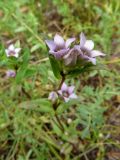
[55,113,64,132]
[58,72,66,90]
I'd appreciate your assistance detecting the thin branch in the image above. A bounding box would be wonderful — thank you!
[58,72,66,90]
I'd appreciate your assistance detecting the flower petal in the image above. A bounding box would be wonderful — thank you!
[69,93,77,99]
[64,97,70,102]
[68,86,75,94]
[15,48,21,54]
[61,83,68,92]
[63,53,72,66]
[90,50,105,57]
[88,57,96,65]
[45,40,56,51]
[5,49,9,57]
[58,90,63,96]
[65,38,75,48]
[84,40,94,51]
[14,53,19,58]
[63,47,80,66]
[54,34,65,48]
[80,54,96,65]
[8,44,14,50]
[80,32,86,47]
[50,48,69,59]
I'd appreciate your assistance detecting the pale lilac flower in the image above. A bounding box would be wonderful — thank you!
[6,70,16,78]
[48,91,58,103]
[5,44,21,58]
[45,34,75,59]
[78,32,105,65]
[58,83,77,102]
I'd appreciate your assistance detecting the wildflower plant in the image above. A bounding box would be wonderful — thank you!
[0,1,120,159]
[46,32,105,107]
[1,31,106,159]
[3,42,21,80]
[0,41,32,86]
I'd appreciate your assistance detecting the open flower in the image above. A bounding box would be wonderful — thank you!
[6,70,16,78]
[45,34,75,59]
[58,83,77,102]
[48,91,58,103]
[78,32,105,65]
[5,44,21,58]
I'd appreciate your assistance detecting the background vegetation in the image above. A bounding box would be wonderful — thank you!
[0,0,120,159]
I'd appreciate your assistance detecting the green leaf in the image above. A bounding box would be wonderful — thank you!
[49,55,61,79]
[56,99,79,115]
[15,48,30,83]
[30,44,40,52]
[51,120,62,136]
[22,48,30,63]
[24,68,36,78]
[67,64,93,77]
[81,127,90,139]
[15,63,28,84]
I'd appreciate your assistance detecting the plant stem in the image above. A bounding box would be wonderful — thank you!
[55,113,64,132]
[58,72,66,90]
[52,72,66,132]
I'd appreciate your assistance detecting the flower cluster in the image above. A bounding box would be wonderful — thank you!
[46,32,105,103]
[45,32,105,66]
[5,44,21,78]
[48,82,77,103]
